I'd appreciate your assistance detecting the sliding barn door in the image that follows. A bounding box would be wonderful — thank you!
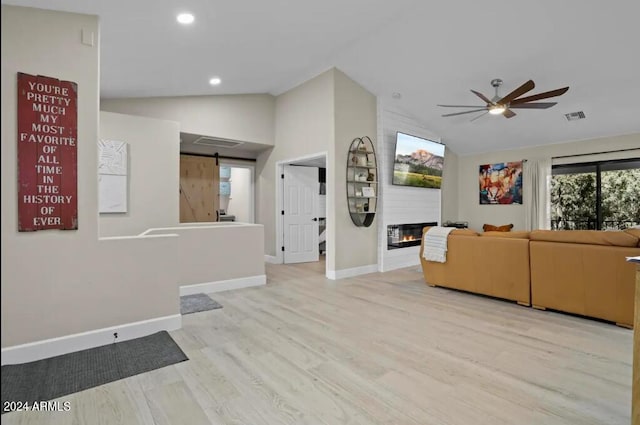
[179,154,219,222]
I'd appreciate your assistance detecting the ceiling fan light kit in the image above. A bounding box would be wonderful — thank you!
[438,78,569,121]
[489,105,506,115]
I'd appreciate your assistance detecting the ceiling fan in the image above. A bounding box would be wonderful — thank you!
[438,79,569,120]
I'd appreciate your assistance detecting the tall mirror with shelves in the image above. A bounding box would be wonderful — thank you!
[346,136,377,227]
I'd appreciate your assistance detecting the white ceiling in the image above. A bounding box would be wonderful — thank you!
[4,0,640,155]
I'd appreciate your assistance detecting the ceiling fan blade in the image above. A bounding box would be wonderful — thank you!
[497,80,535,105]
[437,104,486,108]
[470,90,492,104]
[503,109,516,118]
[510,87,569,104]
[509,102,557,109]
[442,108,487,117]
[470,111,489,122]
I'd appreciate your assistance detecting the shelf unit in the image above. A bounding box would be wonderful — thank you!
[346,136,377,227]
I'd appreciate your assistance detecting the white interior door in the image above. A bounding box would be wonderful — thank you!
[283,165,319,263]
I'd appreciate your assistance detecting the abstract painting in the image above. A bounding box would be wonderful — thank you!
[479,161,523,205]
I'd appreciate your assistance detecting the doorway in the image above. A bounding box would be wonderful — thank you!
[276,152,328,273]
[219,163,255,223]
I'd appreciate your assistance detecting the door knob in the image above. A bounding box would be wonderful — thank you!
[312,218,318,221]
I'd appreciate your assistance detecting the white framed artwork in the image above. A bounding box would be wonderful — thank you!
[98,139,128,213]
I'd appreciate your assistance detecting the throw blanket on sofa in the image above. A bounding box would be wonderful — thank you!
[422,226,455,263]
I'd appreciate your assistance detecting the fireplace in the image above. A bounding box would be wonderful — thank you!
[387,222,437,250]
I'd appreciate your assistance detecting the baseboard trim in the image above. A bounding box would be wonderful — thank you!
[179,274,266,296]
[264,255,280,264]
[1,314,182,366]
[326,264,378,280]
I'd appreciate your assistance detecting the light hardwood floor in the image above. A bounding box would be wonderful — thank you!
[3,261,633,424]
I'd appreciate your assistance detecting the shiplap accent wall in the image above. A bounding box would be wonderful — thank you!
[376,103,442,272]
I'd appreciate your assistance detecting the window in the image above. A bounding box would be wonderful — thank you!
[550,158,640,230]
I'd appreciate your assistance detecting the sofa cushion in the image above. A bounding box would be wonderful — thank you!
[422,227,477,237]
[451,228,478,236]
[481,231,530,239]
[483,223,514,232]
[530,229,639,247]
[624,228,640,246]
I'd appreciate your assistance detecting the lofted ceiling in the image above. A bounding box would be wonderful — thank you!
[4,0,640,155]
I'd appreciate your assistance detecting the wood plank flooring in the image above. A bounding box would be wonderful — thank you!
[3,261,633,424]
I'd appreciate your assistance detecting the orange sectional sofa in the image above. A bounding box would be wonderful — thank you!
[419,227,640,327]
[419,227,531,305]
[529,229,640,327]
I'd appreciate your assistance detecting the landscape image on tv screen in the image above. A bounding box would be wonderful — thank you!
[393,132,445,189]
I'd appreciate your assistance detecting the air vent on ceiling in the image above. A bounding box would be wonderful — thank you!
[193,137,244,148]
[564,111,586,121]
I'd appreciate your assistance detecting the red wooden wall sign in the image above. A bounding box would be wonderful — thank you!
[17,72,78,231]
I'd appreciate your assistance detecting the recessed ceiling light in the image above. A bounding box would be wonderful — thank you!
[176,13,194,25]
[209,77,221,86]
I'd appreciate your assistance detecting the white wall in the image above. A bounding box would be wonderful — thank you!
[1,5,179,350]
[101,68,378,277]
[332,69,378,274]
[376,106,459,271]
[228,167,253,223]
[99,112,180,236]
[143,223,265,288]
[261,68,378,276]
[101,94,276,146]
[259,69,335,257]
[456,133,640,231]
[441,149,459,222]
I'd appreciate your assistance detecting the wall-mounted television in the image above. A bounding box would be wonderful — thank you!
[392,132,445,189]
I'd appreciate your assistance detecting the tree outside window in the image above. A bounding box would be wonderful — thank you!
[550,159,640,230]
